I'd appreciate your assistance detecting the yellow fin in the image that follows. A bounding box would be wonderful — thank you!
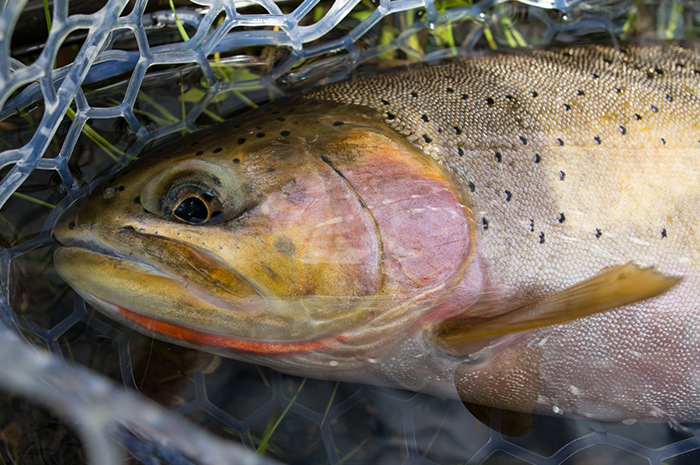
[433,263,680,351]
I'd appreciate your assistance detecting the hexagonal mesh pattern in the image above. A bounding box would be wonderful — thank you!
[2,0,700,464]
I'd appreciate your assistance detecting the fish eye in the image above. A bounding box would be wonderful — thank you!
[165,185,224,225]
[139,160,249,224]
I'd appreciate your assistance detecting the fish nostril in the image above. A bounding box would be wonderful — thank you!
[68,220,76,230]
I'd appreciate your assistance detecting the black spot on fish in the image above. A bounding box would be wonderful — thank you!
[505,190,512,201]
[486,97,495,106]
[534,153,541,163]
[666,94,674,102]
[454,126,462,135]
[595,229,602,239]
[661,228,667,238]
[458,148,464,156]
[661,138,666,145]
[563,104,571,111]
[539,232,545,244]
[422,134,432,143]
[603,58,612,65]
[122,225,135,231]
[437,128,442,134]
[651,105,659,113]
[505,94,514,101]
[531,91,538,97]
[619,126,627,135]
[592,73,599,79]
[267,168,275,173]
[634,113,641,120]
[410,91,418,98]
[468,181,475,192]
[281,130,290,136]
[646,71,655,80]
[421,114,429,122]
[495,151,502,163]
[333,121,345,126]
[68,221,75,230]
[529,219,535,232]
[196,150,204,156]
[519,136,527,145]
[381,99,389,105]
[676,63,685,69]
[277,117,285,122]
[482,218,489,230]
[615,87,623,94]
[576,90,584,96]
[559,171,566,181]
[274,237,296,257]
[461,94,468,100]
[238,138,246,145]
[557,138,564,146]
[213,147,223,153]
[594,135,602,144]
[262,264,279,280]
[655,67,664,75]
[133,196,140,204]
[386,112,396,120]
[256,133,265,138]
[232,158,240,164]
[446,87,454,93]
[558,213,566,223]
[694,69,700,76]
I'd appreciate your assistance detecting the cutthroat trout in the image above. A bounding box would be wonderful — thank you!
[53,43,700,422]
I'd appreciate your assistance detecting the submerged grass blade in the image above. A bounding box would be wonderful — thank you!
[11,192,55,209]
[338,438,369,464]
[256,378,306,456]
[43,0,52,30]
[66,108,123,161]
[320,382,340,427]
[170,0,190,41]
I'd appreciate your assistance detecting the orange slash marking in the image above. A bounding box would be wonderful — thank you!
[118,307,331,355]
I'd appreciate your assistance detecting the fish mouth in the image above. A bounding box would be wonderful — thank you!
[52,227,342,352]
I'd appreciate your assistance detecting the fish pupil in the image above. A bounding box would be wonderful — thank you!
[174,196,210,224]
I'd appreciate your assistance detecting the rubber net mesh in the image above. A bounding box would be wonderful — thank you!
[2,0,700,464]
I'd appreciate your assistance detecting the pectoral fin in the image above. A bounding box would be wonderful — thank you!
[433,263,679,354]
[463,402,534,436]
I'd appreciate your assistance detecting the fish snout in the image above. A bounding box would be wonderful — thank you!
[52,196,92,246]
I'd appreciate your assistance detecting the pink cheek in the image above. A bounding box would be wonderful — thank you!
[340,155,472,291]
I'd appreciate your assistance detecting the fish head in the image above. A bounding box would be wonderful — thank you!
[53,102,483,374]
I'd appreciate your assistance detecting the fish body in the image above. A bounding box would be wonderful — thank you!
[53,43,700,422]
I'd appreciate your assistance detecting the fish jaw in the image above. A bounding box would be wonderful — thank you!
[52,102,485,375]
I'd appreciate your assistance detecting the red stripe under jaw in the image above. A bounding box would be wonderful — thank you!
[117,306,332,355]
